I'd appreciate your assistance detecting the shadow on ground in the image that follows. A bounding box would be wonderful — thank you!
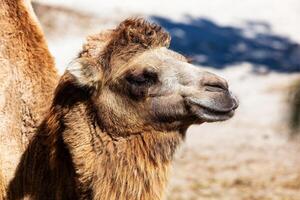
[151,16,300,72]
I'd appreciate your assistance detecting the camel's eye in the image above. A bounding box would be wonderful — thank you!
[126,69,158,86]
[125,68,158,100]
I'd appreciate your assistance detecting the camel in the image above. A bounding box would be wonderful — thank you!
[6,18,238,200]
[0,0,58,198]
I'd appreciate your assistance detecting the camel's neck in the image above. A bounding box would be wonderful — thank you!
[92,132,180,200]
[60,103,183,200]
[0,0,58,187]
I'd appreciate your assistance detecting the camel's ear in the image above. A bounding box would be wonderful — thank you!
[66,58,102,91]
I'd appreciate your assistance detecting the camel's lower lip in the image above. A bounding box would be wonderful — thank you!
[198,104,235,114]
[197,105,235,122]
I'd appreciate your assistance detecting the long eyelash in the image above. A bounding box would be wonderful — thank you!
[126,75,147,85]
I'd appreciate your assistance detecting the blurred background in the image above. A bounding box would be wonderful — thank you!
[32,0,300,199]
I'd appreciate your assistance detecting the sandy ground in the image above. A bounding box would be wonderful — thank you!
[33,1,300,199]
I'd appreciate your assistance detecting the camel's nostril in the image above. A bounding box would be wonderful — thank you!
[204,83,228,93]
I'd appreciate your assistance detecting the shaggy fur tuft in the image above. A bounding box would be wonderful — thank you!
[80,18,171,73]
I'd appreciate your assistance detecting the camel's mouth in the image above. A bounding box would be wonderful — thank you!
[195,104,236,122]
[186,96,238,122]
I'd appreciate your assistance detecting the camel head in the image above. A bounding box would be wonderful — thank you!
[64,18,238,135]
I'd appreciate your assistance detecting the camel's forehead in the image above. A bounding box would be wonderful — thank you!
[109,47,191,81]
[129,48,187,69]
[142,48,186,61]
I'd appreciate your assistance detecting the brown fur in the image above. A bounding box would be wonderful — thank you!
[7,18,237,200]
[0,0,58,198]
